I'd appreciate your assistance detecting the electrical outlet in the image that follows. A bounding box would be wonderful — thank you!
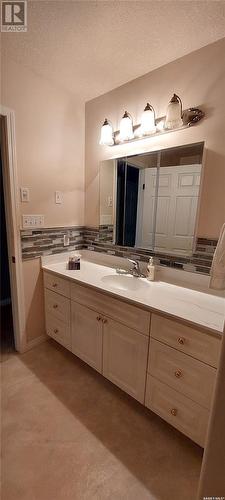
[55,191,63,204]
[22,215,44,228]
[20,187,30,202]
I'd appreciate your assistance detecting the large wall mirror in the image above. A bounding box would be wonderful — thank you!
[99,142,204,256]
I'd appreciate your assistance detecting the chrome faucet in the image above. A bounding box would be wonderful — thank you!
[115,259,145,277]
[128,259,145,278]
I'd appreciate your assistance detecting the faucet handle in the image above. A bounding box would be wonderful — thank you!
[128,259,139,269]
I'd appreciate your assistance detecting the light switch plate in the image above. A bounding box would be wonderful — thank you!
[20,187,30,202]
[22,215,44,228]
[107,196,113,207]
[63,234,70,246]
[55,191,63,204]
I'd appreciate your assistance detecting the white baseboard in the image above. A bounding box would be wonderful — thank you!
[22,334,48,352]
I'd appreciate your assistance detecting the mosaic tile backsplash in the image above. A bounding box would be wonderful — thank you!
[21,227,84,260]
[20,226,217,275]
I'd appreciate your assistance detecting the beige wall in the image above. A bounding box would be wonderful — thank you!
[1,57,85,345]
[99,160,115,225]
[22,259,45,342]
[85,38,225,238]
[2,58,85,228]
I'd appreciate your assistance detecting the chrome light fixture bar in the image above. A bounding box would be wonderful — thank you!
[99,95,204,147]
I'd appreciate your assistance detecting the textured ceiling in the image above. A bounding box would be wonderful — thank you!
[2,0,225,101]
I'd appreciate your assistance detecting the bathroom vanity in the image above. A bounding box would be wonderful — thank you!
[42,255,224,447]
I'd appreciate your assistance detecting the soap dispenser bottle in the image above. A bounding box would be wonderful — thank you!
[147,257,155,281]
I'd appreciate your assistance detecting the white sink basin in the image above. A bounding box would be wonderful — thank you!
[101,274,150,292]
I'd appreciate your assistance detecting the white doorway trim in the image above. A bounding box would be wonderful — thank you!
[0,105,26,352]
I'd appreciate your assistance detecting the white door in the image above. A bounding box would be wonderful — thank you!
[155,165,201,253]
[71,302,103,373]
[103,317,149,403]
[136,167,157,249]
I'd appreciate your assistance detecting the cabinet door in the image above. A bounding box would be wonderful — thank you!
[71,302,103,373]
[103,318,149,403]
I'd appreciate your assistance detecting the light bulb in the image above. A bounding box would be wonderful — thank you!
[140,103,156,135]
[165,94,183,130]
[156,119,165,131]
[99,118,114,146]
[119,111,134,141]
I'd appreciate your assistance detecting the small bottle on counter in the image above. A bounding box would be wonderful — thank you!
[74,254,81,270]
[68,257,74,270]
[68,254,81,270]
[147,257,155,281]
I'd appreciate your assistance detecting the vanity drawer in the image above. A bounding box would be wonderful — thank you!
[148,339,216,409]
[150,314,220,368]
[46,313,71,349]
[145,375,209,447]
[70,282,150,335]
[43,271,70,298]
[44,288,70,324]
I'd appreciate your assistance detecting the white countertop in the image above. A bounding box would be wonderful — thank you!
[42,256,225,335]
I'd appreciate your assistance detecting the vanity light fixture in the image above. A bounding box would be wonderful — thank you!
[99,118,114,146]
[165,93,183,130]
[140,103,156,135]
[119,111,134,141]
[99,94,204,146]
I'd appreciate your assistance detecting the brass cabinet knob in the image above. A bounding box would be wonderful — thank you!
[174,369,182,378]
[102,318,107,324]
[54,328,58,334]
[53,304,58,309]
[96,316,101,321]
[170,408,177,416]
[177,337,185,345]
[52,283,58,288]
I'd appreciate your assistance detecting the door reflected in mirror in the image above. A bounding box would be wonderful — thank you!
[99,142,204,256]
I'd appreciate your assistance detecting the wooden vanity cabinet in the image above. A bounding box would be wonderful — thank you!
[43,272,151,403]
[71,302,103,373]
[44,286,71,349]
[145,313,221,446]
[70,281,150,335]
[145,376,209,447]
[43,271,221,447]
[70,300,149,403]
[102,317,149,403]
[70,282,150,403]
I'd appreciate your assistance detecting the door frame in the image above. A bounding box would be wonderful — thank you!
[0,105,26,352]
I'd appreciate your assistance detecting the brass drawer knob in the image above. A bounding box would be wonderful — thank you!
[53,304,58,309]
[52,283,58,288]
[96,316,101,321]
[170,408,177,416]
[54,328,58,334]
[102,318,107,324]
[174,369,182,378]
[177,337,185,345]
